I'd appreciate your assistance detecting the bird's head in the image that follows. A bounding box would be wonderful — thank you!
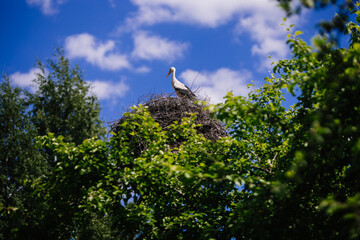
[166,67,176,78]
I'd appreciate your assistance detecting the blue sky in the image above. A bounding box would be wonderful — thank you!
[1,0,338,125]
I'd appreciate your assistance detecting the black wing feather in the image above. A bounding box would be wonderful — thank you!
[175,86,197,101]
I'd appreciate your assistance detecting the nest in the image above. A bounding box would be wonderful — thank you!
[110,93,227,152]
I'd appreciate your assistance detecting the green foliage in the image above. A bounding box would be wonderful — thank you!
[29,49,106,145]
[0,49,106,239]
[34,106,245,239]
[31,11,360,239]
[277,0,354,43]
[4,4,360,240]
[215,12,360,238]
[0,76,46,239]
[32,133,109,239]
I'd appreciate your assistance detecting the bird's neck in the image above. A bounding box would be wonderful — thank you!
[171,71,177,83]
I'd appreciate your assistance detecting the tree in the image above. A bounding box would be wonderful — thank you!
[35,108,243,239]
[214,5,360,238]
[29,49,106,146]
[24,50,106,239]
[0,76,46,239]
[0,49,107,239]
[32,5,360,240]
[278,0,353,43]
[4,2,360,239]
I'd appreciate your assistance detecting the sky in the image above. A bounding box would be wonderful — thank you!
[0,0,339,126]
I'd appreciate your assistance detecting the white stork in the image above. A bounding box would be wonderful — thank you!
[166,67,197,101]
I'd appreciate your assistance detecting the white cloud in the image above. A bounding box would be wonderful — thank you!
[121,0,290,30]
[135,65,151,73]
[132,31,189,62]
[109,0,116,8]
[10,68,130,100]
[88,80,130,100]
[251,38,287,58]
[119,0,299,66]
[180,68,252,103]
[124,0,253,29]
[26,0,67,15]
[65,33,131,71]
[10,68,42,91]
[235,9,298,61]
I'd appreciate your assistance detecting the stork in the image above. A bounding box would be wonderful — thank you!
[166,67,197,101]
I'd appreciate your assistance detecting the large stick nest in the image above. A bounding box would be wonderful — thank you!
[111,94,227,147]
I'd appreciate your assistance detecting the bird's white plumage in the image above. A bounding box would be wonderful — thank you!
[166,67,196,101]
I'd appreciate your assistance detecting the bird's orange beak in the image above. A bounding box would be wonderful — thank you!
[166,69,172,78]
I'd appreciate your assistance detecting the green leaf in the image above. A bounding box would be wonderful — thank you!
[294,30,303,36]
